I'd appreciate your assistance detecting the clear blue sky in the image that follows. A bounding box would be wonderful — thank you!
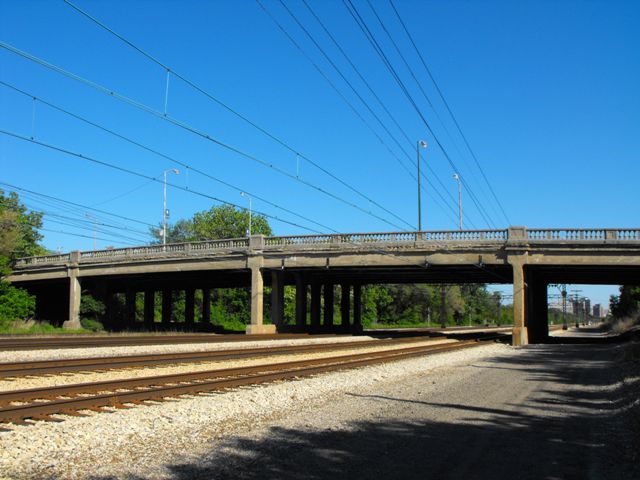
[1,0,638,306]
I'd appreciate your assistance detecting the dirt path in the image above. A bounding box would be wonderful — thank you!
[143,341,635,480]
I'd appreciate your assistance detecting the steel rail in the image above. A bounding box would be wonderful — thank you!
[0,336,445,378]
[0,333,345,351]
[0,336,505,425]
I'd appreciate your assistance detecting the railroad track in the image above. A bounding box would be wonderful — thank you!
[0,333,343,351]
[0,336,452,378]
[0,335,506,427]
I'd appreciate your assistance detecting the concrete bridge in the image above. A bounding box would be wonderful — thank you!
[8,227,640,345]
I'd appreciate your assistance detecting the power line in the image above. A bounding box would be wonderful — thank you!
[346,0,496,229]
[62,0,413,230]
[0,81,336,234]
[342,0,497,229]
[0,181,156,228]
[388,0,511,226]
[258,0,464,230]
[297,0,475,229]
[0,41,408,231]
[0,129,332,234]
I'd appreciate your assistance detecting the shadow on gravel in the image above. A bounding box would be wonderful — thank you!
[86,343,638,480]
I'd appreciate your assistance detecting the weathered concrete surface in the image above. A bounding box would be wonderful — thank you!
[151,340,637,479]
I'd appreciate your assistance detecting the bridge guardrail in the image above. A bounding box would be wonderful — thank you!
[11,228,640,268]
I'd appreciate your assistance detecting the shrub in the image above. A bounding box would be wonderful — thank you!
[0,281,35,327]
[80,293,105,320]
[80,317,105,332]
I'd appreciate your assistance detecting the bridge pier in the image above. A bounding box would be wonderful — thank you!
[270,271,284,328]
[323,283,334,330]
[125,288,136,325]
[246,257,276,334]
[310,281,321,331]
[162,289,172,326]
[510,255,529,346]
[144,290,155,327]
[353,283,362,333]
[295,274,307,328]
[62,251,82,329]
[202,289,211,324]
[340,283,350,331]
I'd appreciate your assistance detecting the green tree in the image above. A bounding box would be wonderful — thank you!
[0,190,44,326]
[610,285,640,319]
[150,205,272,243]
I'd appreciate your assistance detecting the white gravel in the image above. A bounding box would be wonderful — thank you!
[0,338,455,392]
[0,335,378,363]
[0,342,507,480]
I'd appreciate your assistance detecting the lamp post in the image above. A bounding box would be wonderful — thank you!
[453,173,462,230]
[163,168,180,246]
[416,140,427,231]
[85,212,97,250]
[240,191,252,237]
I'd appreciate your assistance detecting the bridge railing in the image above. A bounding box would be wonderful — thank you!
[527,228,640,241]
[264,229,507,247]
[11,228,640,268]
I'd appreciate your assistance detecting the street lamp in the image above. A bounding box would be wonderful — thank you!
[417,140,427,231]
[453,173,462,230]
[240,191,252,237]
[163,168,180,246]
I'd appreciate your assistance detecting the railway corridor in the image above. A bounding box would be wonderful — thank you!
[0,333,637,479]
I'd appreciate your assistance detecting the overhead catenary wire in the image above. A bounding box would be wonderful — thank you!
[342,0,497,229]
[296,0,476,229]
[0,129,334,235]
[0,81,336,234]
[0,41,407,232]
[388,0,511,226]
[0,181,156,229]
[344,0,496,229]
[62,0,414,231]
[257,1,462,230]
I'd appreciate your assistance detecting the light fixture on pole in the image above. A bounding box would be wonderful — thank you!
[240,191,252,237]
[416,140,427,231]
[163,168,180,246]
[85,212,97,250]
[453,173,462,230]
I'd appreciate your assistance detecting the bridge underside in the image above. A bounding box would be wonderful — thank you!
[13,263,640,342]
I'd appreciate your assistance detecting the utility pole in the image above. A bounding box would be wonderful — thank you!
[417,140,427,231]
[85,212,97,250]
[453,173,462,230]
[163,168,180,247]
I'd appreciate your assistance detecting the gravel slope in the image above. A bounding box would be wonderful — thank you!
[1,339,636,480]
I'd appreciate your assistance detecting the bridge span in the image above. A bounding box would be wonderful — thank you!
[8,227,640,345]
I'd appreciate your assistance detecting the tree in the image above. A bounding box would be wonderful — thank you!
[0,189,44,326]
[609,286,640,319]
[150,204,272,243]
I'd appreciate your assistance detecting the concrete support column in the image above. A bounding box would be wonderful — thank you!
[270,271,284,328]
[202,289,211,324]
[295,274,307,327]
[63,272,82,329]
[353,283,362,331]
[341,283,350,330]
[310,281,321,330]
[323,283,334,329]
[161,289,172,325]
[510,255,528,346]
[185,288,195,325]
[144,290,155,327]
[246,257,276,334]
[125,288,136,325]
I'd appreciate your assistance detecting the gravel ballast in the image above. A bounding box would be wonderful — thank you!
[1,337,635,480]
[0,342,502,479]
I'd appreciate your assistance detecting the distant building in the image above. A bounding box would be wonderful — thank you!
[592,304,608,318]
